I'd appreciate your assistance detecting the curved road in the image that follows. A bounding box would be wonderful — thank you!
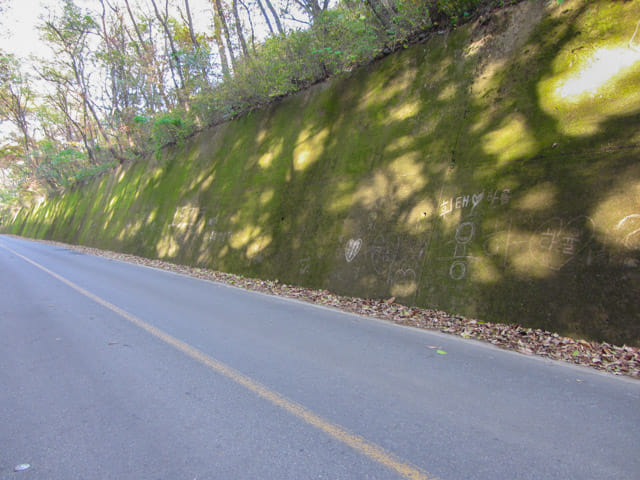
[0,235,638,479]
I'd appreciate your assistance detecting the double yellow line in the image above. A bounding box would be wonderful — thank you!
[1,241,437,480]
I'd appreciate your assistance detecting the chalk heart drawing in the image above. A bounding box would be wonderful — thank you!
[470,192,485,214]
[472,192,484,206]
[345,238,363,263]
[391,268,418,297]
[530,216,594,270]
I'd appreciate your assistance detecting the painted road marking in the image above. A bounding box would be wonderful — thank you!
[1,241,438,480]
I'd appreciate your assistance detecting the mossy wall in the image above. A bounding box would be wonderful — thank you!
[6,0,640,345]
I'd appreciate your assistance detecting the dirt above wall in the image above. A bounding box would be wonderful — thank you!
[7,0,640,346]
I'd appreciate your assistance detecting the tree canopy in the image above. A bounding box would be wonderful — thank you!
[0,0,506,205]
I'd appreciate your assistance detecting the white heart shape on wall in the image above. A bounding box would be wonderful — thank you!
[345,238,363,263]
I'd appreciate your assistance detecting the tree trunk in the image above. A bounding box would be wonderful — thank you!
[262,0,284,35]
[150,0,186,92]
[211,7,231,78]
[212,0,237,70]
[123,0,171,110]
[231,0,249,57]
[365,0,392,29]
[254,0,275,36]
[184,0,210,82]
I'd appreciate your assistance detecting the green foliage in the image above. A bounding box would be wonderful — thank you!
[204,5,385,122]
[0,140,117,195]
[151,112,195,155]
[2,0,509,195]
[1,0,537,198]
[199,1,502,126]
[311,8,383,69]
[33,142,86,188]
[384,0,431,41]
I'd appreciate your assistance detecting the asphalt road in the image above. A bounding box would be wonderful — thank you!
[0,234,638,480]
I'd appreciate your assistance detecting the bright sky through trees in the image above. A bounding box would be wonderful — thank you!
[0,0,215,59]
[0,0,432,201]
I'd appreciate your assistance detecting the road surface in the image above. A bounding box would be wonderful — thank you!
[0,235,638,479]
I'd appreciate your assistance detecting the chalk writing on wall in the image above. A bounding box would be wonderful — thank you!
[529,216,595,270]
[440,189,511,217]
[392,267,417,284]
[389,267,418,297]
[368,233,427,289]
[205,230,232,243]
[616,214,640,249]
[368,234,398,274]
[615,214,640,268]
[341,194,428,293]
[449,221,476,280]
[299,257,311,274]
[341,193,428,297]
[342,207,640,292]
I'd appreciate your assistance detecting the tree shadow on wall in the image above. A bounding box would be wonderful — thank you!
[84,0,640,346]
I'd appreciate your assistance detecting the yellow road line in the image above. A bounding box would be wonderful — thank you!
[1,241,438,480]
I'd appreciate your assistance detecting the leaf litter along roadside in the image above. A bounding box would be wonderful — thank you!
[22,237,640,379]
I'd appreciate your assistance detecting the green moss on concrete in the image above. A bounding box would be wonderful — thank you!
[5,0,640,345]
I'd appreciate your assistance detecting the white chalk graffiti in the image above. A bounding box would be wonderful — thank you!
[341,193,637,287]
[366,233,427,288]
[449,221,476,280]
[390,267,418,296]
[486,189,512,206]
[368,234,399,274]
[616,214,640,249]
[615,214,640,268]
[205,230,232,243]
[440,189,510,216]
[344,238,363,262]
[449,261,467,281]
[299,257,311,274]
[530,216,595,270]
[482,223,516,268]
[471,192,485,214]
[392,267,417,284]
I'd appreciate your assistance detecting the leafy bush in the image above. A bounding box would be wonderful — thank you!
[199,1,506,126]
[203,4,386,124]
[151,112,195,154]
[2,0,517,196]
[33,143,86,188]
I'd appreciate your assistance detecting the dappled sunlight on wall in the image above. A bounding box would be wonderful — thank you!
[469,255,501,285]
[592,171,640,258]
[557,47,640,99]
[293,126,329,171]
[539,43,640,137]
[358,63,418,113]
[512,183,558,213]
[7,0,640,346]
[505,227,557,279]
[156,235,180,258]
[481,114,538,165]
[258,139,283,169]
[388,101,421,122]
[353,155,428,211]
[326,179,357,215]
